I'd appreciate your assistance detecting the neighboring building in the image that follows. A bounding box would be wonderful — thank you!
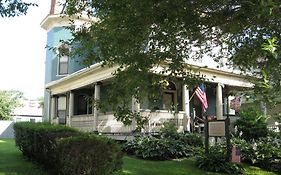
[13,99,43,123]
[42,0,252,133]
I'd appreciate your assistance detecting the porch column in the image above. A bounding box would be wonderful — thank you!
[182,84,191,132]
[51,96,57,124]
[131,96,140,131]
[93,82,101,132]
[216,83,223,120]
[68,91,74,127]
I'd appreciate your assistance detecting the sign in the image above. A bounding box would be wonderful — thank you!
[208,120,226,137]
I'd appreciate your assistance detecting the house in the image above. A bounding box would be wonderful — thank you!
[41,0,252,134]
[13,99,43,123]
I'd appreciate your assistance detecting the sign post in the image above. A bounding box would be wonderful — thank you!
[226,94,231,161]
[205,118,231,162]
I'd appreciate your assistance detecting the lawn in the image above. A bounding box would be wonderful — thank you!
[0,139,47,175]
[0,139,277,175]
[113,156,277,175]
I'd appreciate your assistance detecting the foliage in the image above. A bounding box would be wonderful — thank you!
[37,96,44,109]
[124,123,203,160]
[0,90,24,120]
[160,122,203,147]
[59,0,281,126]
[234,107,269,141]
[232,137,281,173]
[13,122,123,175]
[195,144,244,174]
[13,122,80,172]
[0,0,36,17]
[124,136,200,160]
[2,140,276,175]
[57,134,123,175]
[159,122,178,139]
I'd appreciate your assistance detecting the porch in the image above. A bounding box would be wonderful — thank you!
[45,64,253,135]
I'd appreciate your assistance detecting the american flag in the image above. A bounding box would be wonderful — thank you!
[230,96,241,112]
[195,84,208,112]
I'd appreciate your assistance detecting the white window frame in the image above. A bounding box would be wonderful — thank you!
[57,44,70,76]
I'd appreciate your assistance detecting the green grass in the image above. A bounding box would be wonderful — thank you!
[0,139,47,175]
[0,139,277,175]
[113,156,277,175]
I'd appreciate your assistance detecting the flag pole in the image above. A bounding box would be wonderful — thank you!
[189,90,196,102]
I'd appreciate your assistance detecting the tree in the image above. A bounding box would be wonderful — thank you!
[61,0,281,125]
[0,90,23,120]
[0,0,36,17]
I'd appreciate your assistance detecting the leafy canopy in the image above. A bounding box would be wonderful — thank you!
[0,90,23,120]
[0,0,37,17]
[61,0,281,124]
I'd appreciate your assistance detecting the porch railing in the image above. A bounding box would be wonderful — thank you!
[70,111,186,133]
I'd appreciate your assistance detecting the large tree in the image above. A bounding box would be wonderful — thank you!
[0,0,36,17]
[61,0,281,125]
[0,90,23,120]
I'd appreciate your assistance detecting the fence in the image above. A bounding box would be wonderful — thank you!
[0,121,14,138]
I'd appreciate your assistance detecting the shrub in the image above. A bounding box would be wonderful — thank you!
[232,137,281,173]
[56,134,123,175]
[13,122,79,170]
[234,107,269,141]
[178,133,203,147]
[124,123,203,160]
[159,122,178,139]
[195,144,244,174]
[14,122,123,175]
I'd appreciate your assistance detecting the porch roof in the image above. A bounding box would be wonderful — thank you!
[46,63,253,95]
[46,63,118,95]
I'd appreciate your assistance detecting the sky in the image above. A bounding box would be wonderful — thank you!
[0,1,51,99]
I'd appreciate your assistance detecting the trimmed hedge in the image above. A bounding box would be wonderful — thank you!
[57,135,123,175]
[13,122,123,175]
[14,122,79,170]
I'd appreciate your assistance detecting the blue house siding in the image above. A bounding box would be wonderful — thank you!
[43,26,87,121]
[45,26,87,84]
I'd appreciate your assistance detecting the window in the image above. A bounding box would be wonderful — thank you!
[148,81,177,110]
[58,55,68,75]
[162,82,177,110]
[223,96,236,116]
[58,44,70,75]
[57,96,67,124]
[75,94,92,115]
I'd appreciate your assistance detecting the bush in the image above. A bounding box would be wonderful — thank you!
[124,136,200,160]
[57,134,123,175]
[124,123,203,160]
[13,122,79,171]
[195,144,244,174]
[178,133,203,147]
[234,107,269,141]
[14,122,123,175]
[232,137,281,173]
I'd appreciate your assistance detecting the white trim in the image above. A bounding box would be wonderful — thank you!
[40,14,98,31]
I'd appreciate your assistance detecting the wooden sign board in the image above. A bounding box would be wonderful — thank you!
[208,120,226,137]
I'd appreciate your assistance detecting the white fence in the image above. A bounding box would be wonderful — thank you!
[0,121,14,138]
